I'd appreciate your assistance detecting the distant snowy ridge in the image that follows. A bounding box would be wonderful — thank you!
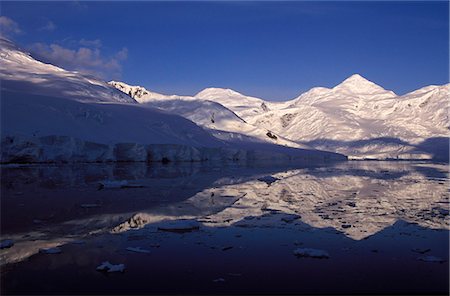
[0,39,345,163]
[195,87,277,119]
[193,74,449,161]
[109,81,309,150]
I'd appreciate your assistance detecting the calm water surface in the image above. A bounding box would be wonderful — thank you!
[1,161,449,294]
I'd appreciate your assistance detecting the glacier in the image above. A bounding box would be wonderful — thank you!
[0,38,345,163]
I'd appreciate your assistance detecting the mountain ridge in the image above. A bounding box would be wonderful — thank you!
[1,39,345,163]
[110,74,449,161]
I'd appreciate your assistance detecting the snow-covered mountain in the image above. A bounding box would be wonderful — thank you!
[0,38,344,163]
[201,74,449,160]
[0,38,226,162]
[2,35,445,162]
[195,87,279,119]
[109,81,307,149]
[0,39,135,104]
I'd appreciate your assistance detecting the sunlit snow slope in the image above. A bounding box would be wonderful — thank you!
[109,81,306,149]
[198,75,449,160]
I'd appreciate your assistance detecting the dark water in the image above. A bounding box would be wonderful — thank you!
[1,161,449,294]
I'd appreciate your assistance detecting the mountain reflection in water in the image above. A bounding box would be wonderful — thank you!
[1,161,448,294]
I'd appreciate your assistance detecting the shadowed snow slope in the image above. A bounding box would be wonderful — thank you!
[0,39,345,163]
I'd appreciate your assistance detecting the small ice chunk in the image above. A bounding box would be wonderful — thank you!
[39,247,62,254]
[157,220,200,233]
[293,248,330,259]
[213,278,226,283]
[0,239,14,249]
[96,261,126,273]
[257,176,280,185]
[126,247,151,254]
[417,256,445,263]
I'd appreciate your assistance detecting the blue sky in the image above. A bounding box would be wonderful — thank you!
[1,1,448,100]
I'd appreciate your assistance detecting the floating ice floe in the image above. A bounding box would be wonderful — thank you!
[417,256,445,263]
[293,248,330,259]
[157,220,200,233]
[213,278,226,283]
[112,214,149,233]
[39,247,62,254]
[126,247,151,254]
[96,261,126,273]
[257,176,280,185]
[0,239,14,249]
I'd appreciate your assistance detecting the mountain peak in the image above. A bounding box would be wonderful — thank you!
[343,73,370,83]
[334,74,390,95]
[196,87,244,98]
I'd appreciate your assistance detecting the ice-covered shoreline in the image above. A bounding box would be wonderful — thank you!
[1,134,346,164]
